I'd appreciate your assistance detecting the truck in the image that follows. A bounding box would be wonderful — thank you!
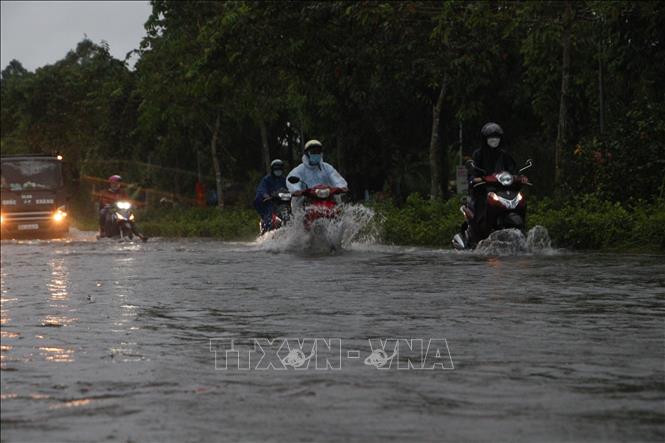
[1,154,74,238]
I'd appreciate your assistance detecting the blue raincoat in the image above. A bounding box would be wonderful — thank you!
[253,174,287,227]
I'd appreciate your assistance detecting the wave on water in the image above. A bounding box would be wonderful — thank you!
[255,203,379,254]
[0,228,153,249]
[0,227,97,246]
[474,225,555,256]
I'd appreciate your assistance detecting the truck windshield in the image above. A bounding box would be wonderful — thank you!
[1,160,63,191]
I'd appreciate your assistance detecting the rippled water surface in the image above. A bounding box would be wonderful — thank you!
[1,231,664,442]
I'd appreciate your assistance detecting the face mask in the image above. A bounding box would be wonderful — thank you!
[308,154,322,165]
[273,170,283,177]
[487,137,501,148]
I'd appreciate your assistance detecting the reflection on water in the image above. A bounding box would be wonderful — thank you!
[0,262,17,370]
[39,257,76,359]
[49,398,93,410]
[39,346,74,363]
[0,344,12,366]
[0,263,12,326]
[46,256,71,304]
[0,297,15,326]
[40,315,77,328]
[486,256,503,269]
[107,253,141,362]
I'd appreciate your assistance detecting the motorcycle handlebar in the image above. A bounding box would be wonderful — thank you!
[300,187,347,197]
[472,175,531,187]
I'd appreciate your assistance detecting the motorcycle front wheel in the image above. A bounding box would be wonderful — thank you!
[120,223,134,240]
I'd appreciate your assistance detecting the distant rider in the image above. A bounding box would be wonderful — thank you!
[286,140,348,207]
[98,175,128,237]
[254,159,288,232]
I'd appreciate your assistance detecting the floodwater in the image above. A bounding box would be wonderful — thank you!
[1,227,664,442]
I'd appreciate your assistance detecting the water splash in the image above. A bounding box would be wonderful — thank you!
[475,225,553,256]
[526,225,552,251]
[255,204,378,254]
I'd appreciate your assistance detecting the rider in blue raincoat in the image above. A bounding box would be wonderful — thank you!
[286,140,348,203]
[254,159,288,232]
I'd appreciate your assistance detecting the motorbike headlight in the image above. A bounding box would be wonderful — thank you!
[497,172,514,186]
[517,192,523,201]
[315,188,330,198]
[278,192,291,200]
[129,214,135,221]
[115,212,126,221]
[116,201,131,210]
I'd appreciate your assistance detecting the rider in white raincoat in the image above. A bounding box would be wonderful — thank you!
[286,140,348,210]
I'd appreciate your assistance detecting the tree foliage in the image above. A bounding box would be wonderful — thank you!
[1,0,663,205]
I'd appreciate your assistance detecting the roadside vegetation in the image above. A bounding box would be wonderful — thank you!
[70,195,664,253]
[379,194,665,252]
[3,2,664,203]
[139,207,257,241]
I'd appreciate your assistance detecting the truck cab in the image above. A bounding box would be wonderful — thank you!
[1,154,72,238]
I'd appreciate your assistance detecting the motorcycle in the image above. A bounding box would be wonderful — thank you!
[287,176,345,230]
[259,189,292,235]
[301,184,346,231]
[452,159,533,250]
[100,200,147,242]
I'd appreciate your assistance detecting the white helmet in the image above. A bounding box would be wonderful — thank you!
[304,139,323,152]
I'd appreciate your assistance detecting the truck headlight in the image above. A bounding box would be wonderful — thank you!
[53,209,67,222]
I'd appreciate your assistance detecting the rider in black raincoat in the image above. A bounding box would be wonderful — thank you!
[467,122,517,241]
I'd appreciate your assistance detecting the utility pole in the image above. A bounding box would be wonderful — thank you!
[598,13,605,136]
[555,0,573,188]
[456,120,468,195]
[458,120,463,166]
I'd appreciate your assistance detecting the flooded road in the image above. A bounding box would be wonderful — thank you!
[1,233,664,442]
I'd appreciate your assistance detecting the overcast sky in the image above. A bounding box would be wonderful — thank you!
[1,0,152,71]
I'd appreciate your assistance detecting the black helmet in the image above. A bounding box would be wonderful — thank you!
[270,159,284,171]
[481,122,504,138]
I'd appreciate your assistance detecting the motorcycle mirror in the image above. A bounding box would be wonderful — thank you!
[287,176,300,184]
[466,159,487,175]
[519,159,534,173]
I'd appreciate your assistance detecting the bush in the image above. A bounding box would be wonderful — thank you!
[528,195,631,249]
[375,193,664,252]
[139,207,258,240]
[376,193,462,248]
[528,195,665,251]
